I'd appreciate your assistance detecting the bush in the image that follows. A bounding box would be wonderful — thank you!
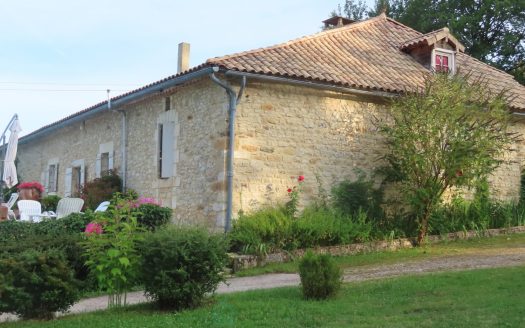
[298,251,341,300]
[139,227,227,310]
[331,177,384,220]
[0,248,79,320]
[228,207,293,255]
[80,170,122,210]
[293,206,372,248]
[136,204,172,231]
[41,195,61,212]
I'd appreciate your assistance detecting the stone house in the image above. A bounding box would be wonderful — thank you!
[15,14,525,231]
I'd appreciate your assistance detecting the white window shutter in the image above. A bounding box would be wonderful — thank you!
[95,154,101,178]
[80,163,86,186]
[108,151,114,171]
[42,170,48,193]
[161,122,174,178]
[64,168,72,197]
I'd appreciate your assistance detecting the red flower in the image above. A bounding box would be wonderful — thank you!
[456,170,463,177]
[287,188,292,193]
[17,181,45,194]
[298,175,305,182]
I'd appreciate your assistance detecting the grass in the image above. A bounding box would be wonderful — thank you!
[235,232,525,276]
[4,266,524,327]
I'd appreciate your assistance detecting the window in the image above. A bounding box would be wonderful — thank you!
[48,164,58,193]
[65,159,85,197]
[158,122,174,178]
[100,153,110,175]
[96,142,114,178]
[432,48,455,74]
[165,97,171,111]
[72,166,82,197]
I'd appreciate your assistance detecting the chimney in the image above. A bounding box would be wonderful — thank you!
[322,16,355,29]
[177,42,190,73]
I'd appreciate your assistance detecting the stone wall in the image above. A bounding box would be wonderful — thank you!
[232,81,389,214]
[232,80,525,215]
[17,77,230,229]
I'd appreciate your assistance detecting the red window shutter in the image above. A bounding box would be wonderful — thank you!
[435,55,441,67]
[442,56,449,72]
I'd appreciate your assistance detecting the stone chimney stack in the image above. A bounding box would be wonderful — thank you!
[177,42,190,73]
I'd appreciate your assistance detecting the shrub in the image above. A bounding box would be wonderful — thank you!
[80,170,122,210]
[298,251,341,300]
[135,203,172,231]
[228,207,293,255]
[41,195,61,212]
[331,177,384,220]
[293,206,372,248]
[139,226,227,310]
[0,248,79,320]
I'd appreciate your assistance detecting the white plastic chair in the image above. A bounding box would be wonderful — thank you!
[17,200,42,222]
[6,193,18,219]
[56,198,84,219]
[94,201,110,212]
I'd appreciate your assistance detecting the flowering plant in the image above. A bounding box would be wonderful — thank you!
[132,197,160,208]
[84,222,103,235]
[17,181,45,194]
[286,175,305,218]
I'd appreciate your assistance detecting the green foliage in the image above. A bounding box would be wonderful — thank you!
[229,207,293,255]
[331,176,384,220]
[82,198,144,308]
[332,0,368,21]
[41,195,61,212]
[298,251,341,300]
[380,73,516,244]
[80,170,122,210]
[135,204,172,231]
[293,206,372,247]
[0,248,79,320]
[139,226,228,310]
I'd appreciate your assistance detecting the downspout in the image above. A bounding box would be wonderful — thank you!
[107,90,127,191]
[209,68,246,232]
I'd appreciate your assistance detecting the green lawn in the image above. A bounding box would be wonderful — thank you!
[236,232,525,276]
[4,266,524,328]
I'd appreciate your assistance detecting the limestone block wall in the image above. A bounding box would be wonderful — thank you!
[232,81,389,215]
[231,81,525,215]
[17,77,230,229]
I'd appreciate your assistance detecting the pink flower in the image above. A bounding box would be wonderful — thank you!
[298,175,305,182]
[132,197,161,208]
[85,222,103,235]
[287,188,292,193]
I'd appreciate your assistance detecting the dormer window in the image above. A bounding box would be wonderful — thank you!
[432,48,455,74]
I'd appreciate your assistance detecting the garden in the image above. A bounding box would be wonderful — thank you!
[1,72,525,325]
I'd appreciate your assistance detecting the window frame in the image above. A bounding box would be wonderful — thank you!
[431,48,456,74]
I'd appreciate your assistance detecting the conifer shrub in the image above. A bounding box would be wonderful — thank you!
[0,249,79,320]
[298,251,341,300]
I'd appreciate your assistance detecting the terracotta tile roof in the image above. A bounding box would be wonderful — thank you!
[207,14,525,110]
[400,27,465,52]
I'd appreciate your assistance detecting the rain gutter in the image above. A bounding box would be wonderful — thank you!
[224,70,396,98]
[210,68,246,233]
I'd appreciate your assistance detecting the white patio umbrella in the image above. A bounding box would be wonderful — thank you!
[2,118,21,188]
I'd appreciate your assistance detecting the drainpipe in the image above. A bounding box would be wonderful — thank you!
[210,68,246,232]
[107,90,127,191]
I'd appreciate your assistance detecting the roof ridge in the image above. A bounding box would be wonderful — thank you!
[206,15,388,64]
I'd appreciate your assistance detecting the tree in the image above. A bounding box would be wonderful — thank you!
[368,0,391,17]
[380,73,518,245]
[331,0,368,20]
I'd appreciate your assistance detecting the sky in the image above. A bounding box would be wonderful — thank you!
[0,0,375,137]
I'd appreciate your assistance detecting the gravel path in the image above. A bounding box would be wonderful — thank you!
[1,247,524,323]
